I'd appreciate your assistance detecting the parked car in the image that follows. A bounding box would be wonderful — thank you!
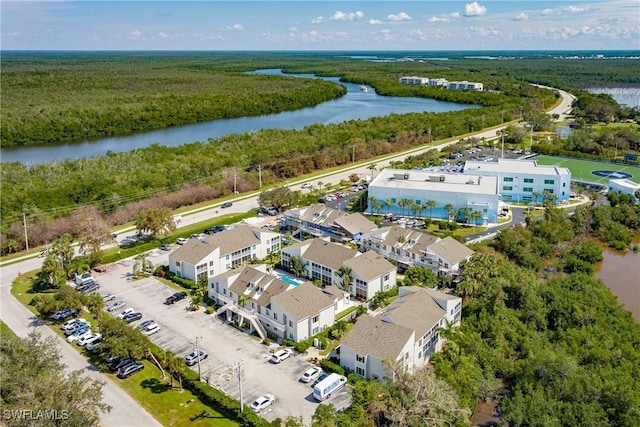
[65,323,90,336]
[61,318,88,332]
[143,323,160,336]
[123,312,143,323]
[204,225,226,234]
[51,308,77,320]
[111,357,136,372]
[160,244,172,251]
[102,293,116,302]
[86,338,103,352]
[300,366,323,383]
[78,332,102,347]
[79,283,100,293]
[106,301,126,312]
[116,308,135,319]
[185,349,208,366]
[138,320,156,330]
[250,394,275,413]
[269,349,292,364]
[221,202,233,208]
[118,361,145,379]
[165,292,188,305]
[176,237,188,245]
[67,330,93,343]
[312,372,329,387]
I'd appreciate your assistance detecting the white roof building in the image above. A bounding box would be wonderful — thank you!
[399,76,429,85]
[608,178,640,201]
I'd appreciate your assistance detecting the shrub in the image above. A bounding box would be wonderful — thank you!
[205,306,214,315]
[100,241,158,264]
[320,359,345,375]
[262,338,271,346]
[293,339,313,353]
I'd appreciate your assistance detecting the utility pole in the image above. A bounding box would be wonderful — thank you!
[352,145,355,163]
[233,361,245,413]
[257,165,262,189]
[233,168,237,195]
[195,336,203,382]
[22,213,29,251]
[501,130,505,159]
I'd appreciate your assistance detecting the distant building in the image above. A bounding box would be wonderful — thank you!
[282,204,377,242]
[428,78,449,88]
[398,76,429,85]
[169,226,281,281]
[447,80,484,91]
[463,158,571,204]
[339,286,462,380]
[367,169,500,224]
[609,178,640,202]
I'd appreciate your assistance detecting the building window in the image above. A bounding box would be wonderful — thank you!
[503,177,514,182]
[312,326,319,335]
[223,289,227,295]
[545,189,554,194]
[524,178,534,183]
[523,196,533,202]
[414,200,421,205]
[289,320,293,327]
[312,315,319,323]
[356,367,365,376]
[523,187,533,192]
[274,313,278,321]
[384,274,389,281]
[503,195,513,201]
[209,270,215,276]
[209,261,215,266]
[544,179,555,185]
[503,186,513,191]
[356,354,365,363]
[563,182,566,187]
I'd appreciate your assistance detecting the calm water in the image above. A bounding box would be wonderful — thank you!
[1,69,477,164]
[586,87,640,108]
[595,236,640,322]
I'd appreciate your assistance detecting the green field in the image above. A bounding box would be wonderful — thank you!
[534,155,640,185]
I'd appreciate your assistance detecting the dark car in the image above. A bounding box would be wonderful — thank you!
[221,202,232,208]
[123,312,143,323]
[111,357,136,372]
[204,225,226,235]
[165,292,188,305]
[117,361,144,379]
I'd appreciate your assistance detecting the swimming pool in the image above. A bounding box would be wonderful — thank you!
[276,274,304,287]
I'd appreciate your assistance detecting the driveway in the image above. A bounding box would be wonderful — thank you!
[95,251,350,424]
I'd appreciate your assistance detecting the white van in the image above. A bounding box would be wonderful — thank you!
[312,373,347,401]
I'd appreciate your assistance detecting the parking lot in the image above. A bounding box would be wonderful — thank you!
[91,250,350,423]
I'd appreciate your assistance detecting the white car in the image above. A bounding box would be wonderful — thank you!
[78,332,102,347]
[106,301,126,312]
[102,293,116,302]
[61,318,88,332]
[67,330,92,343]
[269,349,292,364]
[64,323,90,336]
[300,366,323,383]
[176,237,188,245]
[301,183,312,189]
[250,394,275,413]
[143,323,160,336]
[117,308,135,319]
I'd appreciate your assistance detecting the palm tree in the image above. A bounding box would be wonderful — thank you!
[417,204,427,220]
[238,294,249,308]
[367,163,377,181]
[335,265,353,290]
[384,199,394,214]
[66,257,91,280]
[532,191,541,206]
[85,292,105,321]
[368,196,377,215]
[410,203,420,218]
[289,256,306,278]
[444,204,455,223]
[163,350,184,390]
[426,200,436,221]
[458,207,472,225]
[132,253,153,277]
[471,210,483,229]
[398,198,413,217]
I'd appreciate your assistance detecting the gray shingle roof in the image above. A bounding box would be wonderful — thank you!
[205,225,261,256]
[342,314,414,361]
[302,239,357,271]
[383,226,440,257]
[381,286,446,339]
[333,213,377,235]
[344,251,395,281]
[427,236,473,264]
[171,238,215,265]
[271,281,335,320]
[228,266,290,307]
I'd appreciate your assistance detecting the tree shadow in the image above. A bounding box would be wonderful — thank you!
[140,378,171,394]
[189,409,226,421]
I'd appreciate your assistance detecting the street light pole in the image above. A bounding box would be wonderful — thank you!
[233,361,244,413]
[22,213,29,251]
[257,165,262,189]
[195,336,203,382]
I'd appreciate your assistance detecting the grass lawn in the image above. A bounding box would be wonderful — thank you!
[111,360,238,427]
[0,319,18,338]
[10,270,52,315]
[534,155,640,184]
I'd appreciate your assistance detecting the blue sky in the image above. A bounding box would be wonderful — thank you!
[2,1,639,51]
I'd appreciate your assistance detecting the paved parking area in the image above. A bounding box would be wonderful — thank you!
[93,250,350,423]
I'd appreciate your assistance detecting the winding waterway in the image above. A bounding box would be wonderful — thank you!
[1,69,478,164]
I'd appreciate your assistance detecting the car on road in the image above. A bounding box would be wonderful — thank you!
[118,361,145,379]
[123,312,143,323]
[301,183,312,189]
[116,308,135,319]
[250,394,275,413]
[78,332,102,347]
[67,330,93,343]
[61,318,88,332]
[106,301,126,312]
[102,293,116,302]
[269,349,292,364]
[300,366,323,383]
[185,349,208,366]
[165,292,188,305]
[176,237,188,245]
[160,244,172,251]
[221,201,233,208]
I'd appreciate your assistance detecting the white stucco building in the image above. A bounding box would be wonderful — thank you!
[340,286,462,381]
[398,76,429,85]
[168,226,281,281]
[608,178,640,202]
[368,169,500,224]
[463,158,571,204]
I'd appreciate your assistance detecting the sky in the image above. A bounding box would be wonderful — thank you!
[1,1,639,51]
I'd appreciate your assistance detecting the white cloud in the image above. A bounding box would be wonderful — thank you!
[380,29,394,41]
[129,29,141,39]
[330,10,364,22]
[564,5,590,13]
[387,12,411,22]
[514,13,528,21]
[428,16,451,23]
[368,19,383,25]
[158,32,168,39]
[289,27,298,32]
[464,2,487,17]
[542,8,554,16]
[228,24,244,31]
[311,16,324,24]
[450,12,461,19]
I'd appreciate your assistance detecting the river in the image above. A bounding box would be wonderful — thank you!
[1,69,477,164]
[595,236,640,322]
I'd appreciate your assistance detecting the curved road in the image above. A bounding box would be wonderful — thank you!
[0,85,574,426]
